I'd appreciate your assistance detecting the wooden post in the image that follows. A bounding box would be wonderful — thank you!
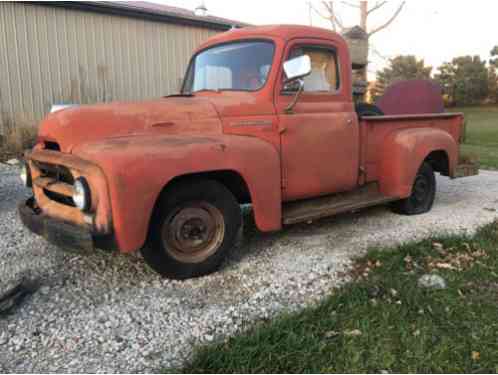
[360,1,368,30]
[359,1,368,82]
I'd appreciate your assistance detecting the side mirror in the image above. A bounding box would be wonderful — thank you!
[282,55,311,114]
[283,55,311,83]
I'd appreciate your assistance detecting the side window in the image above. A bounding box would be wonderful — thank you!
[286,46,340,92]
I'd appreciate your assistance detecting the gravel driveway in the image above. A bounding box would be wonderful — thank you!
[1,163,497,373]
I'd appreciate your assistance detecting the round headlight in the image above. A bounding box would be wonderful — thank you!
[20,162,32,188]
[73,177,91,211]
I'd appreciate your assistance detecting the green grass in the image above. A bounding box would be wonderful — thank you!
[181,222,498,373]
[456,106,498,169]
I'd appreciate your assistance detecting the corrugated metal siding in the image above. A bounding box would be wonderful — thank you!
[0,2,219,132]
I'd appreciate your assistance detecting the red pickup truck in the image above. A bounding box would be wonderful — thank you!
[19,25,478,279]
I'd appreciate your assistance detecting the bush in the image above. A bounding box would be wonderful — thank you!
[0,117,38,161]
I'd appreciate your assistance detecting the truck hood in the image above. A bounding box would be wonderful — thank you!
[37,96,222,152]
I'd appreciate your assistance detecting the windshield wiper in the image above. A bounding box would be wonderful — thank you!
[163,93,194,98]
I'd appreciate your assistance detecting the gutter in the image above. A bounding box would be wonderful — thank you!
[27,1,246,31]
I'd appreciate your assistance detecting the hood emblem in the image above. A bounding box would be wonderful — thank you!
[231,120,272,127]
[151,121,175,128]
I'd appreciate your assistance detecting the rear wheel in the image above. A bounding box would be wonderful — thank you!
[392,162,436,215]
[141,180,242,279]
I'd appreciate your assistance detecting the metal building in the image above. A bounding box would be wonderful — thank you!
[0,1,245,131]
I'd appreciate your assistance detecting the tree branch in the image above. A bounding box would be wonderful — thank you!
[368,1,405,36]
[310,2,337,30]
[367,1,387,14]
[322,1,345,30]
[340,1,360,8]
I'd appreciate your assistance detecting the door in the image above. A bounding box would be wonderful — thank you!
[275,40,360,201]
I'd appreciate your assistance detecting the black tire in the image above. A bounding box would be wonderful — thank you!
[141,179,242,279]
[392,162,436,215]
[355,102,384,117]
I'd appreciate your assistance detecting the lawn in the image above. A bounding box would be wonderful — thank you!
[457,106,498,169]
[181,221,498,373]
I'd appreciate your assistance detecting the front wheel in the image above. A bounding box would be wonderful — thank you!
[392,162,436,215]
[141,180,242,279]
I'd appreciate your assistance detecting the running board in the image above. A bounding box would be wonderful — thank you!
[282,183,398,225]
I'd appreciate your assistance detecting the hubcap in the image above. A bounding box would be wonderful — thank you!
[162,202,225,263]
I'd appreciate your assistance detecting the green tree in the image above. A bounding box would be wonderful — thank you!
[489,46,498,104]
[371,55,432,101]
[435,56,489,106]
[490,46,498,67]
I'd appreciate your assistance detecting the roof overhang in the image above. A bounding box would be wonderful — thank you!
[29,1,249,31]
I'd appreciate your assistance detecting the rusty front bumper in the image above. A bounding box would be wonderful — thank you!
[19,197,94,253]
[19,197,117,253]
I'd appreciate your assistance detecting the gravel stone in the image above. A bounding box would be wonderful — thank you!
[0,163,497,372]
[418,274,447,290]
[5,159,20,166]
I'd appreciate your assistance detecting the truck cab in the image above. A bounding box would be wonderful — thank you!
[19,25,478,279]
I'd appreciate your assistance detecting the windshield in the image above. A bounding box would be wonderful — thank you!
[182,41,275,93]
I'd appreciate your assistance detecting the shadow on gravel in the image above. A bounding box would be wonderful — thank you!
[0,279,39,317]
[227,203,392,266]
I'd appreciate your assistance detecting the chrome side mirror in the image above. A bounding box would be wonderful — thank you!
[283,55,311,114]
[283,55,311,83]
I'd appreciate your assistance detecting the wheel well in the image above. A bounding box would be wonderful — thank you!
[159,170,252,205]
[425,150,449,176]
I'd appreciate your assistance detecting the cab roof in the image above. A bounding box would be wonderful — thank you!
[197,24,347,51]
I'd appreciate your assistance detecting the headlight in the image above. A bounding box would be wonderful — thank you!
[20,162,32,188]
[73,177,91,212]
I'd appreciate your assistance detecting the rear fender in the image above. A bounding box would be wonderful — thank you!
[378,127,457,198]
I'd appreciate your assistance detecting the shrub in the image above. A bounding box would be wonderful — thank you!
[0,115,38,161]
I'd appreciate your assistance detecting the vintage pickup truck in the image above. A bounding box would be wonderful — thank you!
[19,25,478,279]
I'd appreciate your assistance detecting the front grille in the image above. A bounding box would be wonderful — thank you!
[44,189,76,207]
[35,162,74,185]
[32,160,76,208]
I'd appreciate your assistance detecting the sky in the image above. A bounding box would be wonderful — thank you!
[151,0,498,79]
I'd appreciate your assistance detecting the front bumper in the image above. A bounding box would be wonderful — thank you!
[19,197,115,253]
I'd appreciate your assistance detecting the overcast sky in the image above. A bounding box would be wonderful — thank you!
[152,0,498,79]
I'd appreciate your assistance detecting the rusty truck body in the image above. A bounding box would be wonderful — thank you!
[19,25,478,279]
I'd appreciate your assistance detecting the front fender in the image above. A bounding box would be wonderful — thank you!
[74,134,281,252]
[378,127,458,198]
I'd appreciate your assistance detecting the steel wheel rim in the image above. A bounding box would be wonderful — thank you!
[162,201,225,263]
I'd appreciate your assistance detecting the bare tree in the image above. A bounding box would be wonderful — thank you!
[310,1,406,81]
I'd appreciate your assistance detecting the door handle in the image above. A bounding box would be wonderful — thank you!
[347,118,353,125]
